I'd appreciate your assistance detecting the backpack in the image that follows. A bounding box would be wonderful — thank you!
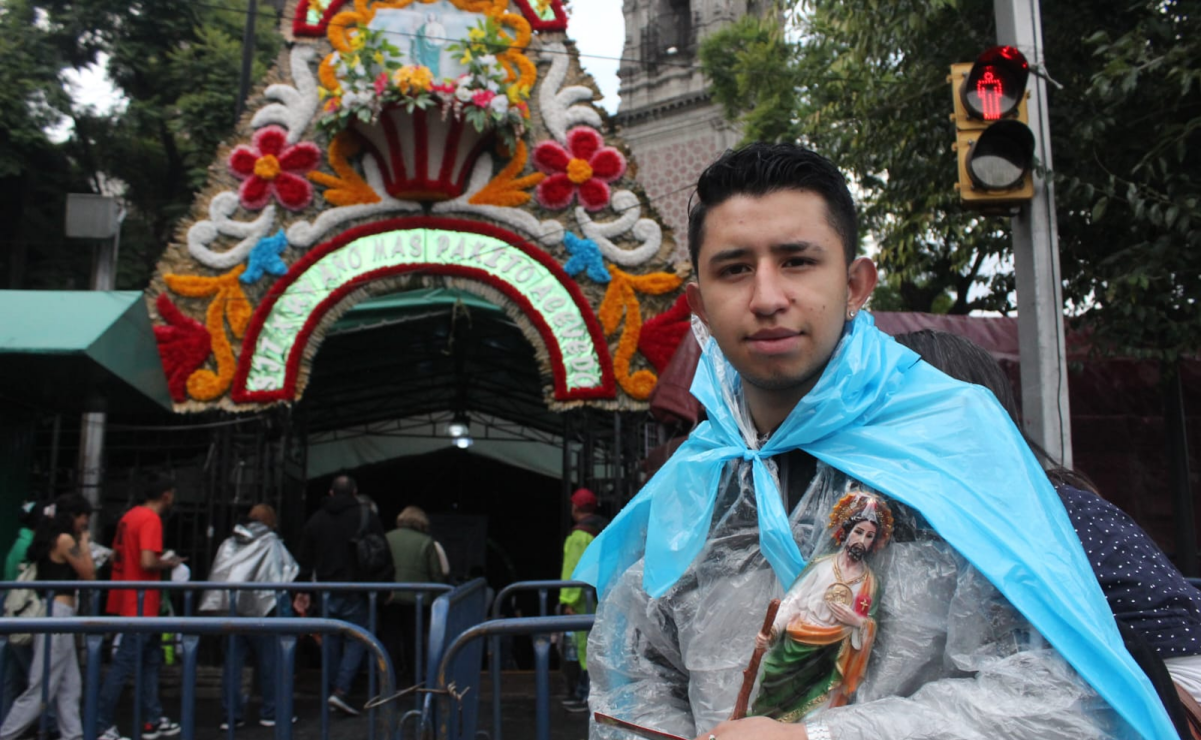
[2,563,46,646]
[350,504,390,581]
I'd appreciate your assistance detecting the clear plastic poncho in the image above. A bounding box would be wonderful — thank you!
[576,313,1174,740]
[199,521,299,618]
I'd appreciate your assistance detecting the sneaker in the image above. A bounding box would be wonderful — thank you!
[327,693,361,717]
[99,727,130,740]
[218,719,246,731]
[258,717,297,728]
[142,718,181,739]
[561,699,588,713]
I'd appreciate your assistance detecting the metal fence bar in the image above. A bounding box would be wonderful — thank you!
[413,592,425,715]
[422,580,488,740]
[38,590,55,740]
[0,618,394,740]
[437,615,594,740]
[133,592,145,740]
[367,590,378,740]
[487,581,595,740]
[0,581,454,595]
[274,635,297,740]
[1,580,451,712]
[319,592,330,740]
[179,634,199,740]
[84,634,103,740]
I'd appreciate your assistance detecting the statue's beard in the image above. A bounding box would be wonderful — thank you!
[847,543,868,562]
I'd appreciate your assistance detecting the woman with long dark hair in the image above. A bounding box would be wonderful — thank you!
[0,494,96,740]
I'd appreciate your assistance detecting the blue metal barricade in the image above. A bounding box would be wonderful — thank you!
[419,579,489,740]
[0,617,393,740]
[486,581,594,740]
[0,580,450,740]
[438,615,593,740]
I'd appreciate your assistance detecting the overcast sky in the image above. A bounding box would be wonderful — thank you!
[567,0,625,113]
[58,1,628,132]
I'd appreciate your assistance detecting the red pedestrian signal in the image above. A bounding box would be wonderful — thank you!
[949,46,1035,210]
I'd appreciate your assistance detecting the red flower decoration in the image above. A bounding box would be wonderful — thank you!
[228,126,321,211]
[532,127,626,211]
[153,294,212,403]
[638,294,692,373]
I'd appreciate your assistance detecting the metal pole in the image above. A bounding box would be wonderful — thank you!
[533,635,551,740]
[235,0,259,123]
[78,211,123,533]
[1164,364,1197,576]
[78,412,106,536]
[995,0,1073,468]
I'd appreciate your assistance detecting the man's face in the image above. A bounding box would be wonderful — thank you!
[686,190,877,401]
[844,520,878,561]
[162,489,176,514]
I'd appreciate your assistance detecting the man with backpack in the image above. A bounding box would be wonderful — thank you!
[293,474,392,716]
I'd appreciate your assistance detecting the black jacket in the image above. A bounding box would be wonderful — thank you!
[297,494,393,583]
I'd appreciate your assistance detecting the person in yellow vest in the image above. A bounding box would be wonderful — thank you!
[558,488,606,713]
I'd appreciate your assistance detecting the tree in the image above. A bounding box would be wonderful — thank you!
[700,0,1201,363]
[701,6,1013,316]
[0,0,92,289]
[0,0,282,291]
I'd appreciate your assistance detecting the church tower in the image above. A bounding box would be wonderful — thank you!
[615,0,760,260]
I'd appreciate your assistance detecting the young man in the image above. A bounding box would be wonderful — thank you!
[576,143,1175,740]
[98,476,183,740]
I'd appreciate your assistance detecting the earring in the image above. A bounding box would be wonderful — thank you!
[846,306,856,321]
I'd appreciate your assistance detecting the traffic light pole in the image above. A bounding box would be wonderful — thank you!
[995,0,1073,468]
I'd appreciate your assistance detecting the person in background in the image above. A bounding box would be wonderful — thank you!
[3,501,39,582]
[0,494,96,740]
[893,328,1201,732]
[383,506,446,687]
[199,504,298,730]
[97,475,183,740]
[558,488,606,713]
[2,501,43,717]
[293,474,392,716]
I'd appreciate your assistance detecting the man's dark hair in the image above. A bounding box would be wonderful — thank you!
[687,142,859,272]
[28,494,93,563]
[331,474,358,497]
[143,473,176,501]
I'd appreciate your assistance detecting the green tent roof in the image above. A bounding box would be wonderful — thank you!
[0,291,172,413]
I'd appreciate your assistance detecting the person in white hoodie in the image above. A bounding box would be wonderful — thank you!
[200,505,298,730]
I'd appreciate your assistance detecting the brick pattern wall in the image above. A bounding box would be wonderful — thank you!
[633,132,730,263]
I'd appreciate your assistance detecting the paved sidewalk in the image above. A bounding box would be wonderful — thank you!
[103,667,591,740]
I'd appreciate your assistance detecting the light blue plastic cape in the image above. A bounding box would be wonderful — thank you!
[574,312,1174,740]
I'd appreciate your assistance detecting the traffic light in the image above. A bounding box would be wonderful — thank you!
[949,46,1035,210]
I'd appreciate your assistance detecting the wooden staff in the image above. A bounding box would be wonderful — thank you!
[729,598,781,720]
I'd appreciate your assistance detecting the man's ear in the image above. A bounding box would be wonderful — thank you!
[685,282,708,326]
[846,257,879,314]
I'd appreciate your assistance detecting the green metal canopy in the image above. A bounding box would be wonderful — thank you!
[0,290,172,413]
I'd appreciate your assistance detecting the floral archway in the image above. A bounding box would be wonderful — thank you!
[149,0,691,413]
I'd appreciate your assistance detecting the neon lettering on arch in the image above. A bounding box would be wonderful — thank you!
[232,217,616,404]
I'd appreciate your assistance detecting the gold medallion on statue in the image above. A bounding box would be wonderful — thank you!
[823,582,853,606]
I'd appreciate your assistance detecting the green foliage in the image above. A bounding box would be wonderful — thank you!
[699,0,1201,361]
[1050,0,1201,362]
[0,0,281,291]
[700,0,1011,316]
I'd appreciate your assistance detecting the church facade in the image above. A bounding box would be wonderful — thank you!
[614,0,763,260]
